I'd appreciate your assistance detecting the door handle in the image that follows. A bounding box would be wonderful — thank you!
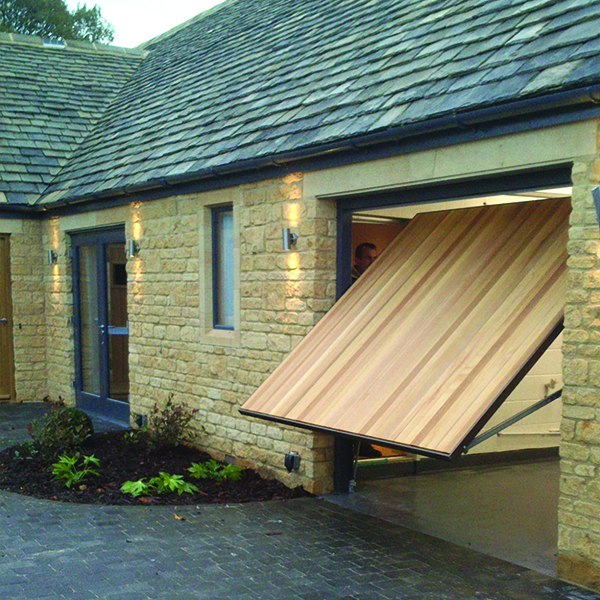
[0,318,7,324]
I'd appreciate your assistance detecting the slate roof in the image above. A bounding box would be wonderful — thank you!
[3,0,600,209]
[0,35,144,205]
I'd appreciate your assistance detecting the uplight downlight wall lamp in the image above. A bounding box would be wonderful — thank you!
[593,187,600,230]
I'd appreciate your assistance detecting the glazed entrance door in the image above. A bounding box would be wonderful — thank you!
[0,234,15,401]
[72,228,129,423]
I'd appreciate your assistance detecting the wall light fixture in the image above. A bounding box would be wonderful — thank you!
[127,239,140,258]
[593,187,600,231]
[282,228,298,251]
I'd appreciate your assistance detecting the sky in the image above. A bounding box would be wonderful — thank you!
[65,0,225,48]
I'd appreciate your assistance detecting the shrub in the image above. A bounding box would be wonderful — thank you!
[148,472,199,496]
[147,394,198,449]
[120,478,150,497]
[122,427,148,446]
[27,399,94,459]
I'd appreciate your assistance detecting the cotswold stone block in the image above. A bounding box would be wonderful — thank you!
[561,511,591,530]
[563,404,596,421]
[574,500,600,518]
[574,464,596,478]
[564,306,583,328]
[267,333,291,352]
[561,475,588,498]
[563,358,588,385]
[285,297,306,311]
[576,422,600,445]
[584,271,600,290]
[561,442,591,461]
[591,447,600,465]
[243,228,265,254]
[570,226,600,242]
[591,158,600,182]
[262,282,286,310]
[242,332,268,350]
[583,305,600,330]
[589,362,600,388]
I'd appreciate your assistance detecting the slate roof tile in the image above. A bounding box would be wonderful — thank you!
[0,35,143,204]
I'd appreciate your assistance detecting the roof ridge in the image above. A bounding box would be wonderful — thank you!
[0,32,147,57]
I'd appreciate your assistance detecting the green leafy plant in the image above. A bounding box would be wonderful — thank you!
[188,459,242,482]
[120,472,199,497]
[51,453,100,488]
[147,394,198,449]
[120,479,150,498]
[122,427,147,446]
[11,441,37,461]
[148,472,199,496]
[220,463,243,481]
[28,399,94,459]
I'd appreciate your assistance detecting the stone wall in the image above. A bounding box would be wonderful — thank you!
[128,174,337,494]
[4,219,47,402]
[558,131,600,591]
[42,217,76,403]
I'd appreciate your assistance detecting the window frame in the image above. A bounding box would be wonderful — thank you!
[211,204,235,331]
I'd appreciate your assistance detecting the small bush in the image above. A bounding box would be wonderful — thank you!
[147,394,198,449]
[28,399,94,459]
[122,427,148,446]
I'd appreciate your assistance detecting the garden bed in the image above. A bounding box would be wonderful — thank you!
[0,430,309,505]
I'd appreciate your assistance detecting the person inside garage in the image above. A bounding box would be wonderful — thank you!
[351,242,378,284]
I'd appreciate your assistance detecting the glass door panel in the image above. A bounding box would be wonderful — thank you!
[78,245,101,395]
[106,243,129,402]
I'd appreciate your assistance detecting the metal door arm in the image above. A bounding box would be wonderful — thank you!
[465,388,563,452]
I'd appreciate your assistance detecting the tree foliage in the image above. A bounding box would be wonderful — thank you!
[0,0,114,43]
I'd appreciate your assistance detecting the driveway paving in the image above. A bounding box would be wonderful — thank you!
[1,403,599,600]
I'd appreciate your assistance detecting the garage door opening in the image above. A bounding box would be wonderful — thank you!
[330,185,572,577]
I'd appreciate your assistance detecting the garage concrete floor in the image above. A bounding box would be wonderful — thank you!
[323,458,560,577]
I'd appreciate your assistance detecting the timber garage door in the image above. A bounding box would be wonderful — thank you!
[240,198,569,460]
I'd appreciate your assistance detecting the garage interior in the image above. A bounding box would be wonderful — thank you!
[328,186,572,577]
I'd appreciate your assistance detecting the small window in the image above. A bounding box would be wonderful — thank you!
[212,206,234,329]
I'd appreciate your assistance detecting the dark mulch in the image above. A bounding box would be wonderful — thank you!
[0,431,309,505]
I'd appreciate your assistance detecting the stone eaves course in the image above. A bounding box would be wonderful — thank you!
[3,0,600,208]
[0,35,144,205]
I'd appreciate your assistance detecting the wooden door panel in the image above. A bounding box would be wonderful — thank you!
[0,234,15,401]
